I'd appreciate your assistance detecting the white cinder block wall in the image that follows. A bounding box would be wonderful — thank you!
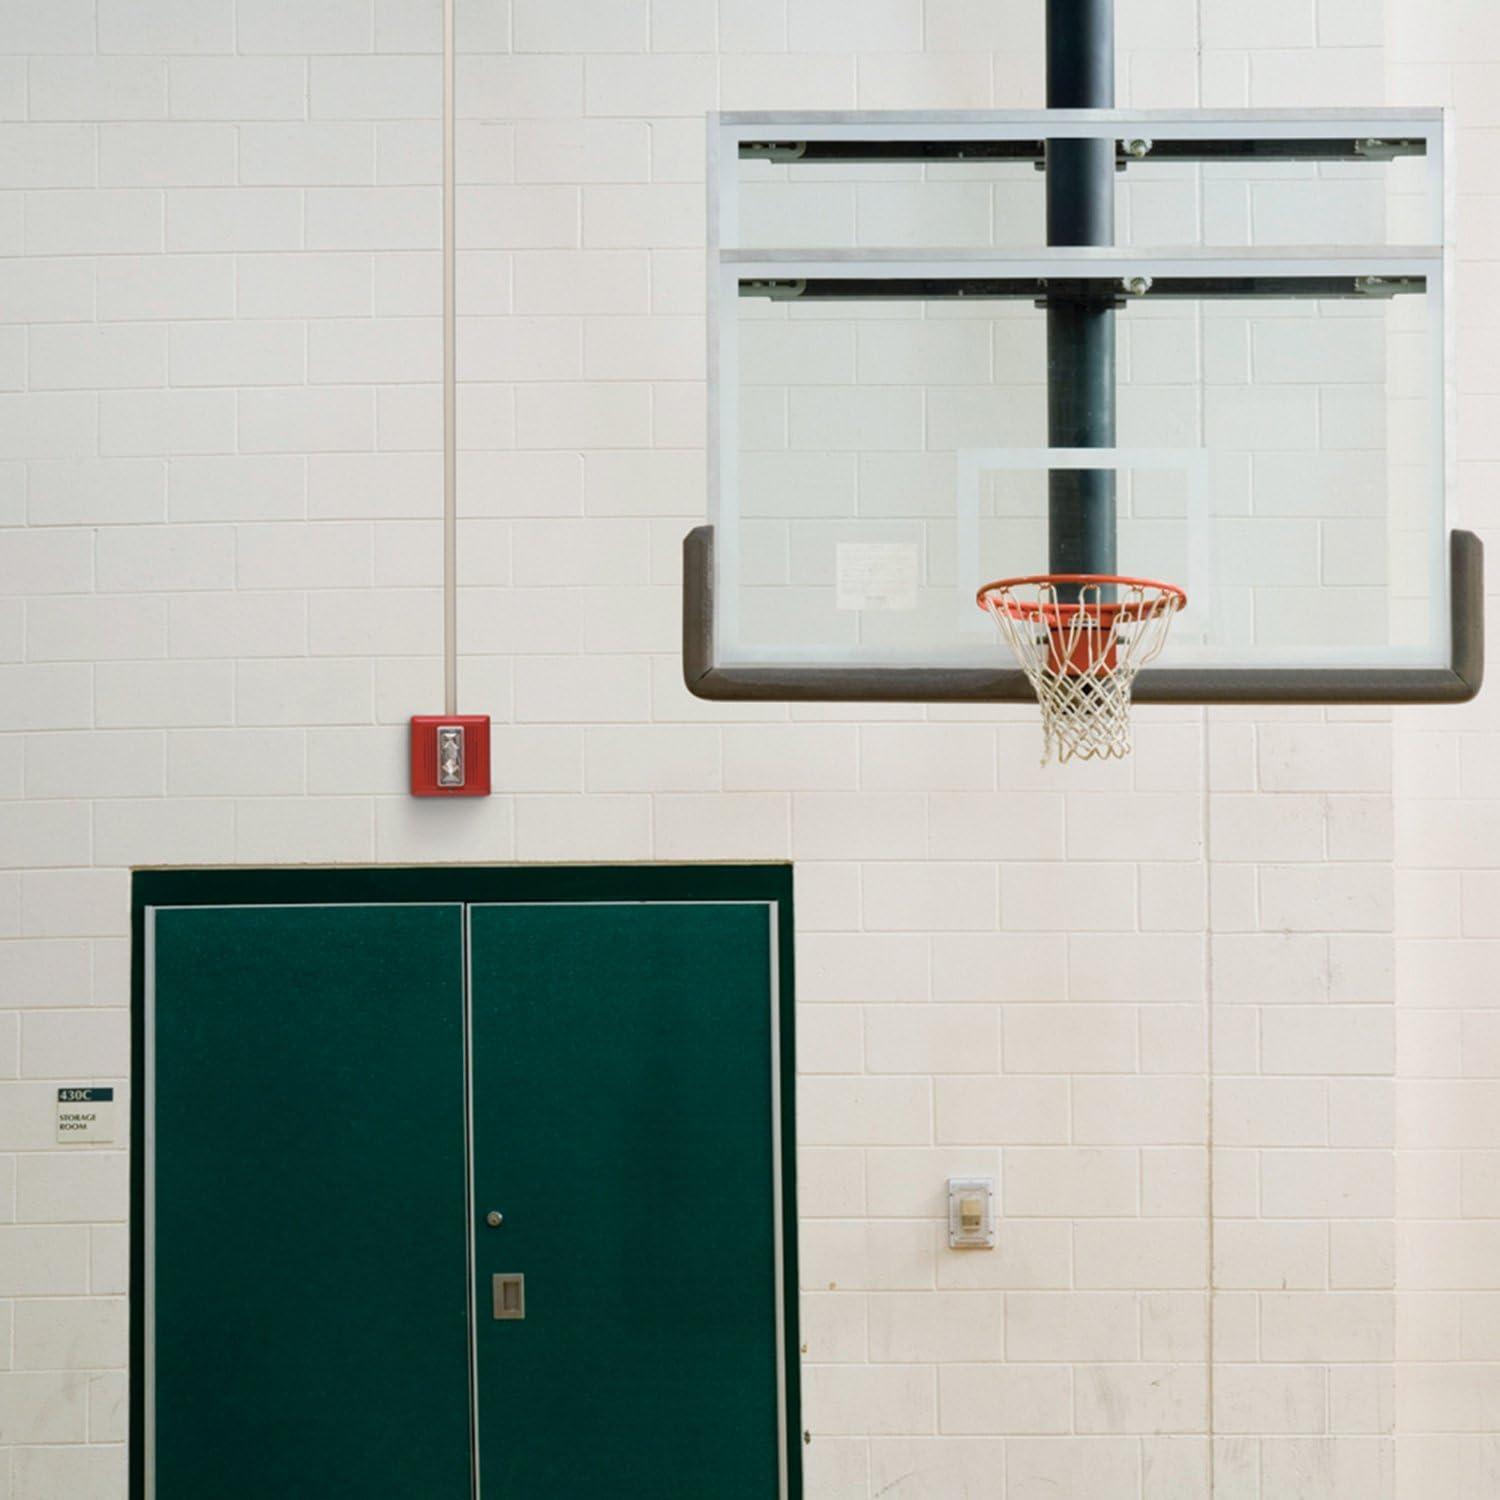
[0,1,1492,1497]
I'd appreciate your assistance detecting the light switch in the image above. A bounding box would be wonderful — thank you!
[947,1176,995,1250]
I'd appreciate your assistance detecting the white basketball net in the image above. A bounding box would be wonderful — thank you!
[979,577,1184,764]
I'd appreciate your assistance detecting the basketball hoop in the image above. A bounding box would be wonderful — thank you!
[977,574,1186,763]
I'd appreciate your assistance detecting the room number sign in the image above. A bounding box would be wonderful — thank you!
[56,1087,114,1144]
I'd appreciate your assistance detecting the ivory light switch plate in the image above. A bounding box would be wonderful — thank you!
[947,1176,995,1249]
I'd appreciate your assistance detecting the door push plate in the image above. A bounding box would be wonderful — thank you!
[492,1273,525,1320]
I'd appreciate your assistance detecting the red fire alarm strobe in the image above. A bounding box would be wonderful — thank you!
[410,715,491,797]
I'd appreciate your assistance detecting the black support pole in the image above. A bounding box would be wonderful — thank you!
[1046,0,1116,587]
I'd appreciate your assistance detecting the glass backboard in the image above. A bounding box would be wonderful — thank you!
[691,111,1477,702]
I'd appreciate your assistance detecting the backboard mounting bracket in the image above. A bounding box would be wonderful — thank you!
[735,136,1427,166]
[681,526,1484,706]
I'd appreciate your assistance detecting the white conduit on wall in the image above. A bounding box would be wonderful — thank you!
[443,0,458,715]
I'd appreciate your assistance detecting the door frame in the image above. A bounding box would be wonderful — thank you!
[131,864,801,1500]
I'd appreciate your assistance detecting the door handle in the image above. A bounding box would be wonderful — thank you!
[492,1273,525,1320]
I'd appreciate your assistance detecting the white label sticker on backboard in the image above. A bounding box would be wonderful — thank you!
[57,1087,114,1144]
[835,543,919,612]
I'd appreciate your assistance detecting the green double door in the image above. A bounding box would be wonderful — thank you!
[139,876,796,1499]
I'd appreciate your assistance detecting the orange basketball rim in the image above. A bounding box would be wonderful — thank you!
[976,573,1187,764]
